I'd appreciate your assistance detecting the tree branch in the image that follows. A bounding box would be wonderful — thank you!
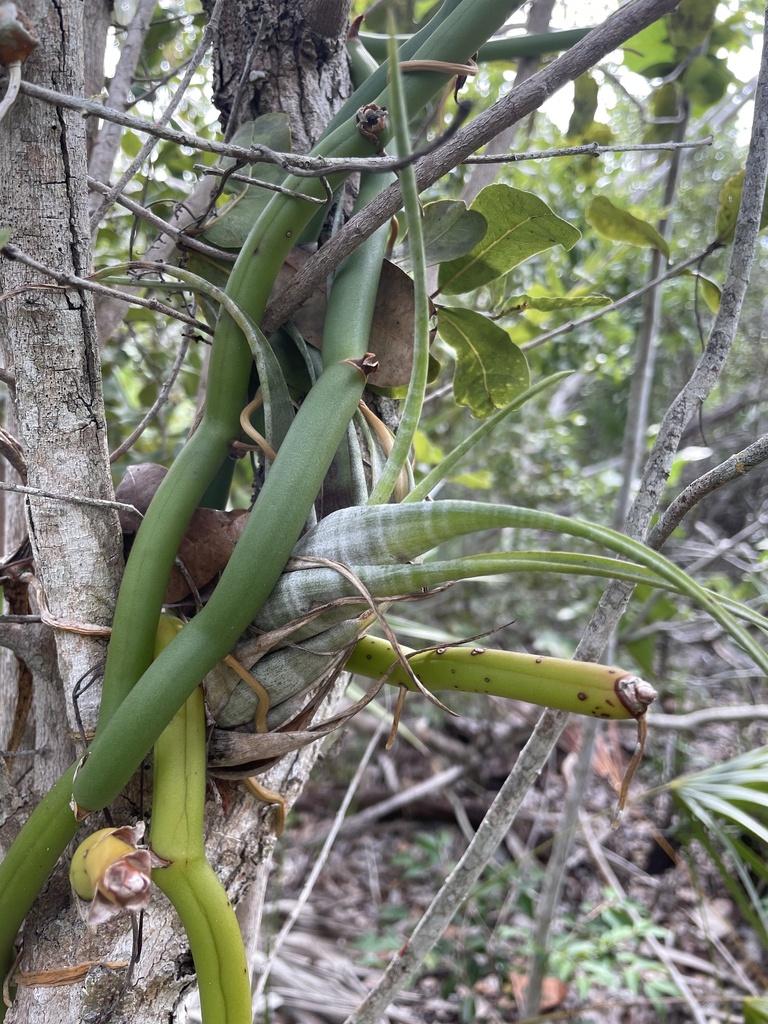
[648,435,768,550]
[263,0,684,336]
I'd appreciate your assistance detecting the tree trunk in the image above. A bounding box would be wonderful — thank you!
[2,2,356,1020]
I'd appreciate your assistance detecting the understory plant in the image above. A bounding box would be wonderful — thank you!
[0,0,766,1022]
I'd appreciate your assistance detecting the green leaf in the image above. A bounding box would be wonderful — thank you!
[622,18,677,77]
[0,226,10,249]
[669,0,719,49]
[745,998,768,1024]
[567,73,598,139]
[681,55,732,112]
[436,306,530,418]
[394,200,487,270]
[681,270,720,312]
[502,293,610,313]
[586,196,670,259]
[643,83,681,144]
[199,115,292,250]
[715,168,768,245]
[437,185,580,296]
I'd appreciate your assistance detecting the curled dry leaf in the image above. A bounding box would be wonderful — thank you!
[274,249,431,394]
[115,463,248,603]
[207,672,386,777]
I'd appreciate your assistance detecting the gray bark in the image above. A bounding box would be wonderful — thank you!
[0,0,121,1021]
[201,0,354,150]
[2,1,356,1021]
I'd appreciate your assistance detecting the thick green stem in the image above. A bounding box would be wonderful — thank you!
[367,32,430,504]
[345,635,655,720]
[150,626,250,1024]
[73,361,368,812]
[0,766,80,992]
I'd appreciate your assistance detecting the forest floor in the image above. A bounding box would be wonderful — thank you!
[254,670,768,1024]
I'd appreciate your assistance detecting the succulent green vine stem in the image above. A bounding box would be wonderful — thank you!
[150,617,250,1024]
[0,765,80,995]
[367,31,430,505]
[345,634,657,721]
[360,27,592,65]
[95,0,523,737]
[73,360,370,813]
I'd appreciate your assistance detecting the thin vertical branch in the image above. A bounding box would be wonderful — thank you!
[614,108,690,525]
[88,0,227,231]
[87,0,157,205]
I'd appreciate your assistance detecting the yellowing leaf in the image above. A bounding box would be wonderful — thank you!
[437,306,529,418]
[437,185,580,296]
[715,169,768,245]
[586,196,669,259]
[503,293,610,313]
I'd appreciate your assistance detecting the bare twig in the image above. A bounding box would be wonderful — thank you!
[109,333,192,463]
[251,720,387,1004]
[89,0,227,230]
[648,435,768,549]
[525,717,598,1016]
[462,135,712,164]
[192,164,330,205]
[520,248,711,352]
[17,83,469,179]
[650,705,768,732]
[580,813,708,1023]
[0,62,21,125]
[0,479,139,517]
[86,177,235,261]
[0,243,212,335]
[87,0,157,202]
[614,104,690,525]
[308,764,467,842]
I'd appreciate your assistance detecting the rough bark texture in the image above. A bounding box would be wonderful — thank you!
[0,0,122,1021]
[2,2,356,1022]
[201,0,354,150]
[0,0,124,733]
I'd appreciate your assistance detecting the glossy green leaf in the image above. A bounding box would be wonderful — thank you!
[436,306,529,418]
[586,196,669,259]
[0,227,10,249]
[437,185,580,296]
[715,168,768,245]
[502,293,610,313]
[394,200,487,270]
